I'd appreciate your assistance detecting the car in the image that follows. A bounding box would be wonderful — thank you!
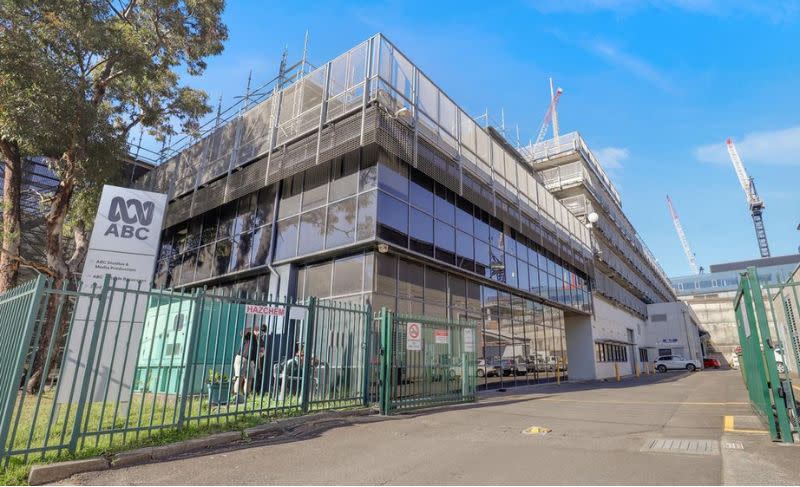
[703,357,721,369]
[510,357,528,376]
[476,359,501,377]
[654,355,701,372]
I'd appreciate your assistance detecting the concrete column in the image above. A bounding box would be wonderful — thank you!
[564,312,596,380]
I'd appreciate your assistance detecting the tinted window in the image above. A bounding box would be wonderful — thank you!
[356,191,377,240]
[274,217,299,260]
[409,208,434,257]
[325,197,356,249]
[332,254,363,296]
[298,208,326,255]
[409,169,434,214]
[377,192,408,246]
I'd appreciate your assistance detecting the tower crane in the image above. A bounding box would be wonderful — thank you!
[666,195,700,275]
[725,137,771,258]
[534,81,563,145]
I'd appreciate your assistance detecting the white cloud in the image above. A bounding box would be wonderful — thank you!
[527,0,798,21]
[585,40,674,93]
[694,126,800,166]
[594,146,630,169]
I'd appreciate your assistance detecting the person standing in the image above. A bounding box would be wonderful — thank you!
[233,324,266,397]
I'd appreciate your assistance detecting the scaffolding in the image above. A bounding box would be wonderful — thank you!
[134,34,595,267]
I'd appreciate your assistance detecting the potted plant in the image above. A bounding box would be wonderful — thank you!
[207,369,230,405]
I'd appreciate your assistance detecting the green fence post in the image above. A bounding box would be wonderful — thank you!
[746,267,795,443]
[300,297,317,413]
[0,275,46,463]
[361,304,373,407]
[69,275,111,454]
[177,288,205,428]
[378,307,390,415]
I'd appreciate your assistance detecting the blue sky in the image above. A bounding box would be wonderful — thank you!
[171,0,800,277]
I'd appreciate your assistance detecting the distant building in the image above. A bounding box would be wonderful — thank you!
[670,254,800,357]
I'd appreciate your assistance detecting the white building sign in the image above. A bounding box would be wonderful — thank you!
[58,185,167,404]
[406,322,422,351]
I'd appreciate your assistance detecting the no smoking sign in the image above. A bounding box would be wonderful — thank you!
[406,322,422,351]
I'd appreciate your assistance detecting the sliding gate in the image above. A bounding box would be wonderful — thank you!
[378,308,477,414]
[734,267,799,443]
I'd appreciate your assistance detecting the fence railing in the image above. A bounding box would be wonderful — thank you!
[0,275,372,467]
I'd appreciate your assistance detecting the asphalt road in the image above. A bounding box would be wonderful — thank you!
[65,370,799,485]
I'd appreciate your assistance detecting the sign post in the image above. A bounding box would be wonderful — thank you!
[58,185,167,404]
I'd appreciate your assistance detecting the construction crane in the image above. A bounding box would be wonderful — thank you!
[666,195,700,275]
[726,137,771,258]
[534,80,563,145]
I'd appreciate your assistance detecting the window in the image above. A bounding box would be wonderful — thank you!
[434,220,455,264]
[409,208,434,257]
[377,192,408,246]
[325,197,357,249]
[596,342,628,363]
[332,254,363,296]
[409,169,434,214]
[274,217,299,260]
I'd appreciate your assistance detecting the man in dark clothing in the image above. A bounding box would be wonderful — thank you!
[233,324,267,397]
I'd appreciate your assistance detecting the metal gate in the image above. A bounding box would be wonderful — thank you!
[734,267,799,443]
[377,308,477,414]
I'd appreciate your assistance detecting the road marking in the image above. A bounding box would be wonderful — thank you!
[540,398,748,406]
[522,426,551,435]
[723,415,769,435]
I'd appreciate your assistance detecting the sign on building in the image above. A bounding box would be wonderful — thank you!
[58,185,167,404]
[406,322,422,351]
[463,328,475,353]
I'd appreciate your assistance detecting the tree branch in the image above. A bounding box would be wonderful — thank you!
[0,247,56,277]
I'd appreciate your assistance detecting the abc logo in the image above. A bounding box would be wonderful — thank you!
[103,197,155,240]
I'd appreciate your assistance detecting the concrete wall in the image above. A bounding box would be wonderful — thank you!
[564,312,595,380]
[591,295,645,379]
[679,291,739,357]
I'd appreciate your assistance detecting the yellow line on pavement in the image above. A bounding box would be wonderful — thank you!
[723,415,769,435]
[724,415,734,431]
[540,398,748,406]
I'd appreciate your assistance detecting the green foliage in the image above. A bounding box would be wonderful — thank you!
[207,369,229,384]
[0,0,228,270]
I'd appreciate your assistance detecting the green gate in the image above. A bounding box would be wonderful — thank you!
[734,267,799,443]
[378,308,477,414]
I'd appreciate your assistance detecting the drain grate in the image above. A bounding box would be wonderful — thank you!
[641,438,719,455]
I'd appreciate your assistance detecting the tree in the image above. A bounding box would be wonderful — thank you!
[0,0,228,392]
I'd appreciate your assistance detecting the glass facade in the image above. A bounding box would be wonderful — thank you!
[371,253,568,389]
[375,155,591,313]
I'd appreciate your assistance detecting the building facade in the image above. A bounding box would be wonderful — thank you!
[671,254,800,359]
[136,34,675,388]
[521,133,678,379]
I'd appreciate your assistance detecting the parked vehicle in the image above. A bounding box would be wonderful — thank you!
[654,355,701,372]
[510,357,528,376]
[476,359,501,377]
[703,357,721,369]
[498,358,514,376]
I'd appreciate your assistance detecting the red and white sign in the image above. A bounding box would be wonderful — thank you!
[245,304,286,316]
[407,322,422,351]
[434,329,449,345]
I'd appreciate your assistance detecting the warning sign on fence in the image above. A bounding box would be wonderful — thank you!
[463,328,475,353]
[434,329,449,344]
[407,322,422,351]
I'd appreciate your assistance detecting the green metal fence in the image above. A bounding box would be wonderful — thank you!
[733,267,799,443]
[378,308,477,414]
[0,275,372,466]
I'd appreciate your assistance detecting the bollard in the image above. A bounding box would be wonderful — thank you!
[635,362,640,378]
[556,358,561,385]
[614,362,620,382]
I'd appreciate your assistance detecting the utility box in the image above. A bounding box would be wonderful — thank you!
[134,296,245,395]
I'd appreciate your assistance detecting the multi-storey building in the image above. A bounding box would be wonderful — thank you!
[522,133,679,379]
[671,254,800,359]
[134,34,677,387]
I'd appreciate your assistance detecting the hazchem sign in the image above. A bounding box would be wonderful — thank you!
[245,304,286,316]
[407,322,422,351]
